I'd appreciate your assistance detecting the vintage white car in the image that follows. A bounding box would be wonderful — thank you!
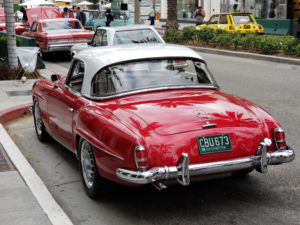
[70,25,164,58]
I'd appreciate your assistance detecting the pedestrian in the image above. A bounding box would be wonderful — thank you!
[148,7,156,26]
[105,8,114,27]
[76,7,86,26]
[193,6,205,26]
[20,6,28,22]
[61,7,74,18]
[72,5,77,18]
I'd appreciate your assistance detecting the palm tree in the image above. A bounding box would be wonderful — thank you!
[166,0,179,30]
[3,0,18,68]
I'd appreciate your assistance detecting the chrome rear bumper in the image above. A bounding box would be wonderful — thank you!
[116,139,295,186]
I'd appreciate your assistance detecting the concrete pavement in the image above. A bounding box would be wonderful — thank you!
[0,74,74,225]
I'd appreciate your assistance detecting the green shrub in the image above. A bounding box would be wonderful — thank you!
[281,36,299,55]
[163,29,182,44]
[295,44,300,56]
[258,36,281,54]
[196,27,215,44]
[0,36,21,61]
[181,26,196,44]
[239,33,261,51]
[230,32,243,49]
[212,32,232,48]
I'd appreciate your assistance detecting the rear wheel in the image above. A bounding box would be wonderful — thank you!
[33,98,49,142]
[78,138,112,198]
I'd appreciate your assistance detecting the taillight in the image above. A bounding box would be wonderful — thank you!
[274,127,286,149]
[134,145,148,171]
[229,25,235,30]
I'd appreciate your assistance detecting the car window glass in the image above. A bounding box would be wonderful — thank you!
[208,15,219,24]
[219,15,228,24]
[42,21,82,31]
[114,29,162,45]
[91,59,217,97]
[101,30,108,46]
[66,60,85,93]
[93,29,104,46]
[31,22,38,32]
[233,15,254,24]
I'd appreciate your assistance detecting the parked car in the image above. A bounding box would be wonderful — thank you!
[196,13,264,34]
[70,25,164,58]
[22,18,94,59]
[93,9,144,30]
[32,44,295,198]
[0,8,29,35]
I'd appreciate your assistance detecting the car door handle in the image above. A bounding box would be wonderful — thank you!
[68,108,74,112]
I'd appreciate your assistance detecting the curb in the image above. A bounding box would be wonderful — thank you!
[0,104,74,225]
[188,46,300,66]
[0,102,32,124]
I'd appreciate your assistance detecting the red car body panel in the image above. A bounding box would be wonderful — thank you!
[32,74,282,186]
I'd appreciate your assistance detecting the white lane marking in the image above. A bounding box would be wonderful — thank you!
[0,124,74,225]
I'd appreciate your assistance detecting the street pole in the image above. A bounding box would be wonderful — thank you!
[134,0,140,24]
[4,0,18,68]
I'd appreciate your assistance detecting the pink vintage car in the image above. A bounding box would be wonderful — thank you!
[22,7,94,59]
[32,44,295,198]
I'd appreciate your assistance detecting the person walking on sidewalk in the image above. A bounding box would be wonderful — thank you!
[148,7,156,26]
[194,6,205,26]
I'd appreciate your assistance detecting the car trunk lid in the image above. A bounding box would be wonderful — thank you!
[120,90,261,136]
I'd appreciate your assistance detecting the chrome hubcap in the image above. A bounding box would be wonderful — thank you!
[81,140,95,188]
[34,100,42,136]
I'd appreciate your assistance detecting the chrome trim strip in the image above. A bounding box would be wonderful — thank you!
[84,85,219,101]
[116,145,295,185]
[75,132,124,160]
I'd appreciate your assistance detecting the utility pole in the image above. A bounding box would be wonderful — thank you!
[4,0,17,68]
[134,0,140,24]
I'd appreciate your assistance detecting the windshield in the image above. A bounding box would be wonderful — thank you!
[114,29,162,44]
[42,20,82,31]
[232,15,254,24]
[99,10,130,20]
[91,58,217,97]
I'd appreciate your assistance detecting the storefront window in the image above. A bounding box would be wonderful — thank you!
[220,0,287,19]
[177,0,198,20]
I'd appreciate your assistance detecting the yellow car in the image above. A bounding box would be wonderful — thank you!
[196,13,264,34]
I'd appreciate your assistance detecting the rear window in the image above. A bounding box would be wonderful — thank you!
[42,20,82,31]
[113,29,162,45]
[232,15,254,24]
[91,58,217,97]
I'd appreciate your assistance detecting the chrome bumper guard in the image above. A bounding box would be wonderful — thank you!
[116,139,295,186]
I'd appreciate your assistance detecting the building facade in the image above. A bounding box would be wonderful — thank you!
[160,0,299,22]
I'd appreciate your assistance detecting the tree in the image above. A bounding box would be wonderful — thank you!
[3,0,18,68]
[166,0,179,30]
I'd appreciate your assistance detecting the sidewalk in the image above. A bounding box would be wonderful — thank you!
[0,74,73,225]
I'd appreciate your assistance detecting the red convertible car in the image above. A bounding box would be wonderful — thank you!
[32,44,295,198]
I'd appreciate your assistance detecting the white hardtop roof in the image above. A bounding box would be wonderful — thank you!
[76,44,205,97]
[98,25,160,31]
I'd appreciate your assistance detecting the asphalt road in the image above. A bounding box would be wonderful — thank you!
[5,52,300,225]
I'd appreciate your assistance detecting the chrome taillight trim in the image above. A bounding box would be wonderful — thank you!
[134,145,148,171]
[274,127,286,149]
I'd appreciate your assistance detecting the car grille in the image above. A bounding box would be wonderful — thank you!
[244,25,251,29]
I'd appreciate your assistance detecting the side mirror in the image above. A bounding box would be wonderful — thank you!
[51,74,59,82]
